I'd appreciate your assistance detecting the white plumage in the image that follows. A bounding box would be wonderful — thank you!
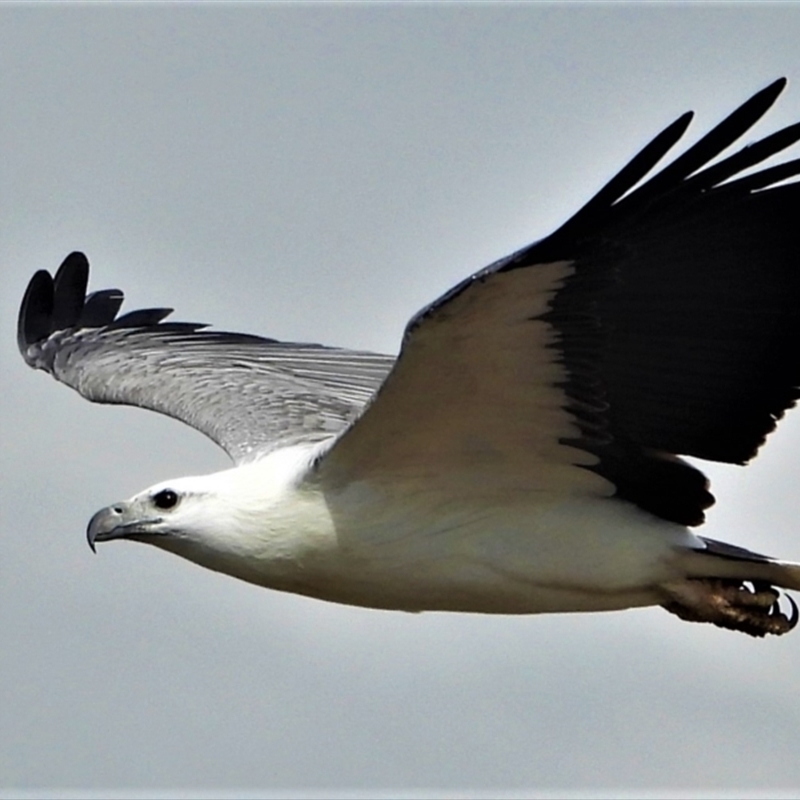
[19,79,800,635]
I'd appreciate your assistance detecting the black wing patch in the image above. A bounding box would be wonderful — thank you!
[404,79,800,527]
[533,78,800,525]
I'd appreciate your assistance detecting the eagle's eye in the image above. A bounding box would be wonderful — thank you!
[153,489,179,510]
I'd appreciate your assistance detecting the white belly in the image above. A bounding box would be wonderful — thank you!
[188,463,702,615]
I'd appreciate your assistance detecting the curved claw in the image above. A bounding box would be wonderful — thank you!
[662,579,800,636]
[784,593,799,631]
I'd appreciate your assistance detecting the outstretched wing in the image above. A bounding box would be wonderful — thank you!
[324,79,800,527]
[18,253,395,464]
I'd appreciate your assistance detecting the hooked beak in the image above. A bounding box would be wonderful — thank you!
[86,502,162,553]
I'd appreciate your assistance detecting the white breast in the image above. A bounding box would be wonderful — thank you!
[185,446,702,616]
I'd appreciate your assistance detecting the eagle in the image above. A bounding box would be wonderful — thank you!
[18,78,800,636]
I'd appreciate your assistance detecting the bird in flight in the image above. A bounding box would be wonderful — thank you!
[18,78,800,636]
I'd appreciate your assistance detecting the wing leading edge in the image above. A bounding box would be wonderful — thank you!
[326,79,800,527]
[18,253,395,464]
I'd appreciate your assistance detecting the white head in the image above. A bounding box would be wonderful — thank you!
[86,446,326,583]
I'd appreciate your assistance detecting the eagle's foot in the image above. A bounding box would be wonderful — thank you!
[661,579,799,637]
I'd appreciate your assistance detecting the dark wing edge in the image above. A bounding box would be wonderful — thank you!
[536,77,800,525]
[18,253,395,463]
[396,78,800,527]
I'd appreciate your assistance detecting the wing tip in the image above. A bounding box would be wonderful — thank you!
[17,269,55,354]
[17,252,205,360]
[52,251,90,331]
[18,252,95,354]
[761,76,788,101]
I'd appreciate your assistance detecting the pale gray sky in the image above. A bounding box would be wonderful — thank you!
[4,4,800,797]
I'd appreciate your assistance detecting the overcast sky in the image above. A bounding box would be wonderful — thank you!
[5,4,800,798]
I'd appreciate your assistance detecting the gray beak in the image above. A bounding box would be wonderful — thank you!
[86,501,161,553]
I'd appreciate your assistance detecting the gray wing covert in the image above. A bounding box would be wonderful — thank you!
[18,253,395,464]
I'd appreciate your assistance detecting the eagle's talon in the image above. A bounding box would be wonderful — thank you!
[662,579,799,636]
[785,594,799,630]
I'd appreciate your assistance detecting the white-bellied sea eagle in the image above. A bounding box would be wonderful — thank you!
[18,79,800,636]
